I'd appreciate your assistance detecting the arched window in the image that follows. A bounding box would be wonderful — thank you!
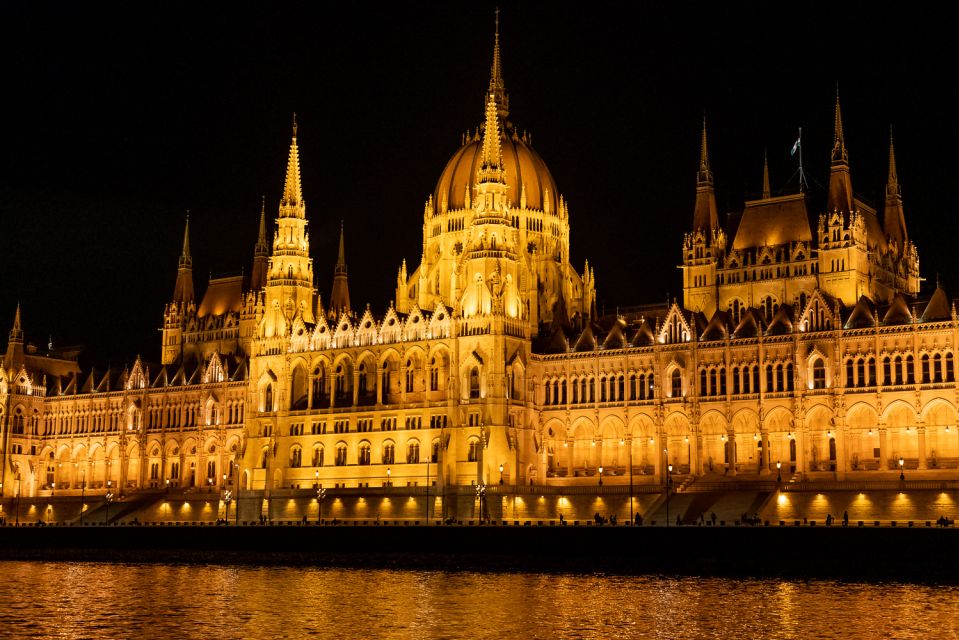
[732,367,741,395]
[670,369,682,398]
[382,442,395,464]
[867,357,876,386]
[617,375,624,402]
[406,359,415,393]
[934,353,943,383]
[765,364,774,392]
[648,374,655,398]
[407,441,420,464]
[812,358,826,389]
[600,376,607,402]
[12,408,24,435]
[430,358,439,391]
[719,368,726,395]
[335,443,347,466]
[921,354,931,384]
[358,363,369,396]
[469,367,480,399]
[561,379,568,404]
[312,446,324,467]
[947,353,955,383]
[263,384,273,412]
[358,443,371,465]
[906,355,915,385]
[845,359,855,387]
[468,439,479,462]
[742,366,751,394]
[709,369,717,396]
[700,369,707,396]
[776,364,784,392]
[894,356,903,385]
[290,447,302,468]
[580,378,588,403]
[382,362,392,398]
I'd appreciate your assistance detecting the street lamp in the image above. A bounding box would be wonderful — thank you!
[386,467,392,487]
[475,483,487,523]
[499,464,504,485]
[104,480,113,525]
[667,463,675,518]
[627,436,634,525]
[223,489,232,524]
[899,456,905,481]
[316,486,326,524]
[776,460,782,484]
[598,465,604,486]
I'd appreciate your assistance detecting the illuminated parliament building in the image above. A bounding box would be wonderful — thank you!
[1,20,955,523]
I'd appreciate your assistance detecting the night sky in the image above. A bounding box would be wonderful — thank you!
[1,4,951,367]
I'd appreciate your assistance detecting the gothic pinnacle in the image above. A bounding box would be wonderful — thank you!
[762,149,770,199]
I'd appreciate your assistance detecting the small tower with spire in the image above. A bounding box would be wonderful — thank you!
[762,150,771,199]
[826,89,855,216]
[329,222,351,318]
[681,117,724,316]
[884,128,908,249]
[5,303,25,372]
[172,214,195,305]
[264,115,316,335]
[250,196,269,292]
[488,7,509,119]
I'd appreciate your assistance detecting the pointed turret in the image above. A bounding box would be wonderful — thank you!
[280,114,305,219]
[172,215,195,305]
[884,128,908,247]
[250,196,269,291]
[762,150,771,199]
[827,90,855,215]
[330,221,351,316]
[5,303,25,371]
[488,8,509,119]
[9,302,23,344]
[692,117,719,232]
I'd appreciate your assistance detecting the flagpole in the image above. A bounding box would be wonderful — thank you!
[797,127,807,192]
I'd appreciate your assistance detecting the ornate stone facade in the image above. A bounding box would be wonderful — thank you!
[1,20,955,522]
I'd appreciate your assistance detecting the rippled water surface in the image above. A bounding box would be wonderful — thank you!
[1,561,957,639]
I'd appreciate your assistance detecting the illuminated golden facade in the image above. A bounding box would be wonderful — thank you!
[1,21,956,524]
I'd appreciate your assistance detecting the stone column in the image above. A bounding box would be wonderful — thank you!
[878,428,888,470]
[918,426,928,470]
[727,432,737,476]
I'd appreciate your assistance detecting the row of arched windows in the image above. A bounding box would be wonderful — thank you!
[287,440,438,468]
[543,373,655,406]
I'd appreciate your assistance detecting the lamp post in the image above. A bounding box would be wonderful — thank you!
[666,463,673,528]
[79,468,85,526]
[475,483,486,523]
[222,474,230,524]
[499,464,504,485]
[899,456,905,481]
[776,460,782,484]
[386,467,391,487]
[317,486,326,524]
[627,438,635,524]
[15,474,21,527]
[104,481,113,525]
[425,453,431,525]
[598,465,604,486]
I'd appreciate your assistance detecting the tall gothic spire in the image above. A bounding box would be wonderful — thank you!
[827,89,855,214]
[250,197,269,292]
[488,8,509,119]
[692,116,719,232]
[179,213,192,268]
[330,221,351,317]
[280,114,305,218]
[478,93,505,184]
[831,88,848,165]
[172,214,195,305]
[762,150,771,199]
[5,302,25,371]
[884,127,908,247]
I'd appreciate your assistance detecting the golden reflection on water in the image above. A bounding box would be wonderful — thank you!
[1,562,958,639]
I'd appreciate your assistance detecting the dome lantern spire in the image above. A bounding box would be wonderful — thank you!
[478,93,505,184]
[488,8,509,119]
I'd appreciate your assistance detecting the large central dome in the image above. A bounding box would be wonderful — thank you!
[434,125,559,215]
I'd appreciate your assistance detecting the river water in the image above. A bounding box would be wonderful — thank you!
[0,562,955,639]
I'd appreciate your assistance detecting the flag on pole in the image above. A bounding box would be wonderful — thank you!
[790,136,801,156]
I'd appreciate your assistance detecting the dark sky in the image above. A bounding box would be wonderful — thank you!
[0,3,951,366]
